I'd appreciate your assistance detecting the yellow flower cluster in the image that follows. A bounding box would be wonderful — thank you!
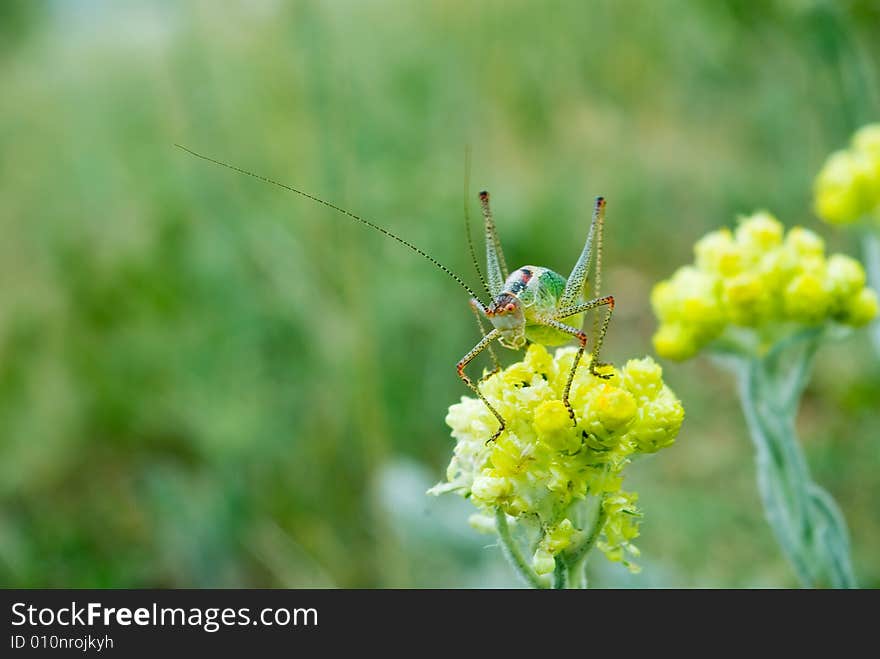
[652,212,879,360]
[429,344,684,575]
[814,123,880,225]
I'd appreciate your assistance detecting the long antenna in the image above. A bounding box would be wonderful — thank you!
[463,147,491,299]
[176,144,483,303]
[590,195,605,343]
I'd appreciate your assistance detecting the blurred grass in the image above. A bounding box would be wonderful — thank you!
[0,0,878,587]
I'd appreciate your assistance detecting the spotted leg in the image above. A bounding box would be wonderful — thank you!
[469,297,501,382]
[556,295,615,378]
[457,328,506,443]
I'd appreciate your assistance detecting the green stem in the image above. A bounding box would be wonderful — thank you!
[731,339,857,588]
[569,560,589,589]
[737,359,812,585]
[808,484,857,588]
[495,509,547,589]
[561,498,609,589]
[862,226,880,356]
[552,560,568,589]
[563,502,608,568]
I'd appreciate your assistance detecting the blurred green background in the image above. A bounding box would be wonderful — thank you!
[1,0,878,588]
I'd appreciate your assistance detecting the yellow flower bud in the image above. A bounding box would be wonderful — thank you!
[471,475,511,503]
[597,491,642,571]
[783,272,830,324]
[825,254,867,304]
[852,123,880,159]
[621,357,664,398]
[695,228,744,276]
[814,150,875,225]
[843,287,879,327]
[785,227,825,259]
[653,323,700,361]
[650,280,677,321]
[504,496,530,517]
[534,400,581,452]
[722,272,769,325]
[502,362,534,388]
[652,266,723,328]
[736,211,784,252]
[594,385,638,432]
[629,389,685,453]
[542,518,576,554]
[489,434,530,476]
[534,400,570,435]
[523,343,554,378]
[532,547,556,575]
[579,385,636,451]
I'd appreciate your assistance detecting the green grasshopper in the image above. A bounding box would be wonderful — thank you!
[177,145,614,443]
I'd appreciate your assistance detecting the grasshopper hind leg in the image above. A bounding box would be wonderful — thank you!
[538,295,615,427]
[556,295,616,380]
[584,296,615,380]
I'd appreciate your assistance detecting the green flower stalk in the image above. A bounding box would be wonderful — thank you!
[814,123,880,354]
[429,344,684,588]
[652,212,878,588]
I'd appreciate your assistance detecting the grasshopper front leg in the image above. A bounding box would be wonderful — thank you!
[469,297,501,381]
[456,328,507,443]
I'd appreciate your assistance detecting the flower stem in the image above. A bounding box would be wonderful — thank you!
[563,501,608,568]
[862,226,880,356]
[552,560,568,589]
[495,508,547,589]
[731,333,857,588]
[560,497,609,588]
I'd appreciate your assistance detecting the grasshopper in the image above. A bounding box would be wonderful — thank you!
[177,145,614,442]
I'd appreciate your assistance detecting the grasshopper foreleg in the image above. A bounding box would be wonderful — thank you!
[456,328,506,443]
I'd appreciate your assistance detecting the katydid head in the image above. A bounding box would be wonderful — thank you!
[486,293,526,349]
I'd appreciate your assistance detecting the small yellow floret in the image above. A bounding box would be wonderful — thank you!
[826,254,867,303]
[652,323,699,361]
[852,123,880,160]
[783,272,830,324]
[534,400,571,435]
[736,211,784,251]
[844,288,879,327]
[785,226,825,259]
[723,272,770,325]
[532,547,556,575]
[813,142,879,225]
[595,386,638,432]
[815,151,871,224]
[542,518,576,554]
